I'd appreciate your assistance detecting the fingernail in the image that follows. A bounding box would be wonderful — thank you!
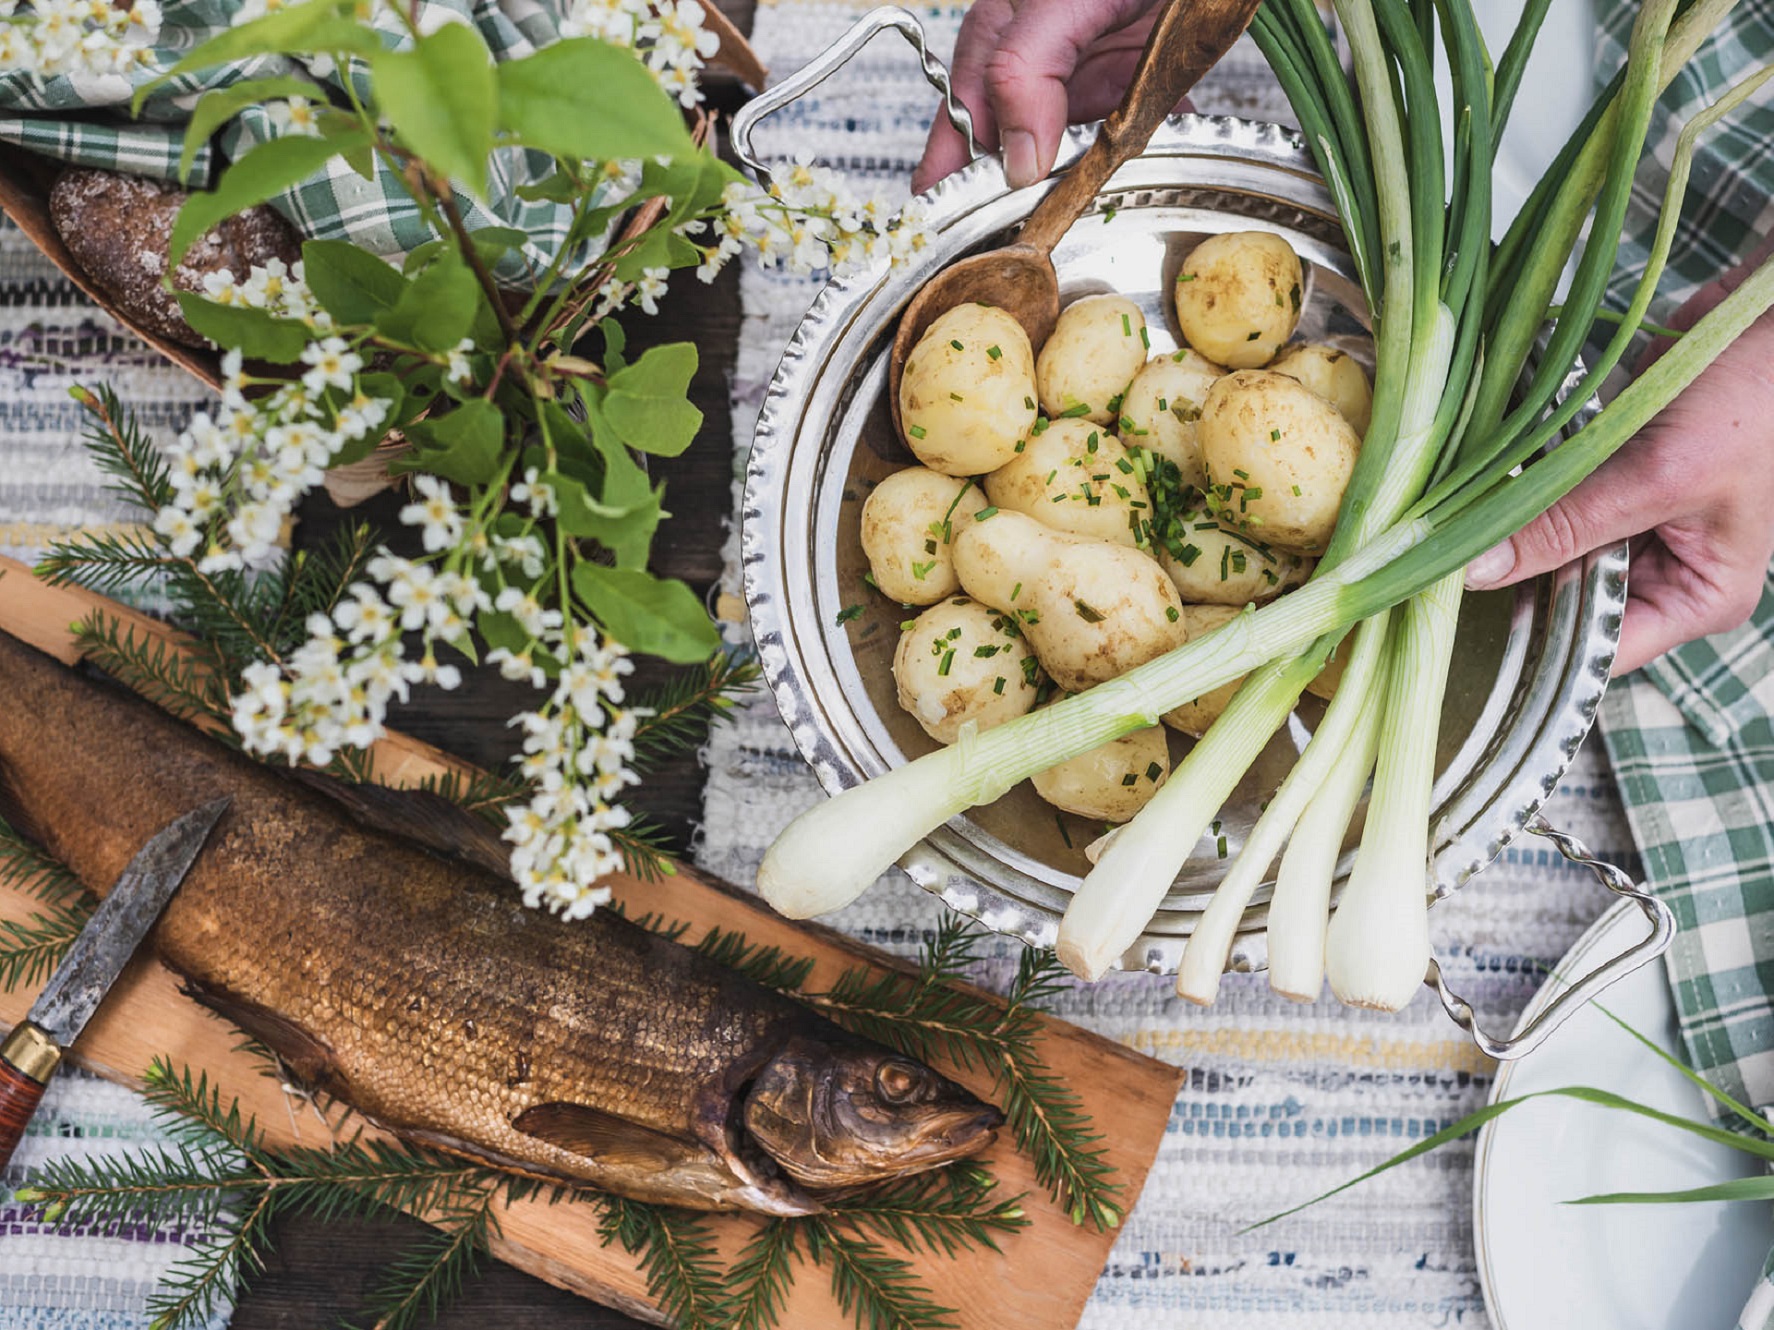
[1465,541,1516,589]
[1003,130,1038,188]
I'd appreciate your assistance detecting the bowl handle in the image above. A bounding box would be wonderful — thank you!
[1426,815,1675,1061]
[731,6,984,186]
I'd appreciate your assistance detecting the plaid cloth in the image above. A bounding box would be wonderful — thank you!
[1591,4,1774,1324]
[0,0,614,282]
[1594,0,1774,319]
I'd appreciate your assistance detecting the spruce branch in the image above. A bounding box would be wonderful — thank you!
[630,653,760,766]
[36,527,177,596]
[805,1217,959,1330]
[70,383,175,512]
[694,925,817,992]
[146,1188,278,1330]
[0,812,90,904]
[727,1218,800,1330]
[827,1164,1028,1259]
[598,1198,730,1330]
[71,612,233,728]
[0,897,93,992]
[355,1189,500,1330]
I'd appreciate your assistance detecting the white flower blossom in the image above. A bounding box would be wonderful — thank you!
[399,474,463,552]
[266,95,323,138]
[444,338,475,386]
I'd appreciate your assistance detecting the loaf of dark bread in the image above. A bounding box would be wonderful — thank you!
[48,167,304,349]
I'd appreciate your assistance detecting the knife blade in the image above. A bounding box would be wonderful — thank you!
[0,796,229,1168]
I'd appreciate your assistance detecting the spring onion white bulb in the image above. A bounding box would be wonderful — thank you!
[1174,610,1392,1004]
[1267,670,1386,1001]
[1324,571,1463,1009]
[1057,649,1324,981]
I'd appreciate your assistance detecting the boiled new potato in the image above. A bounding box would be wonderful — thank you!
[1156,508,1314,606]
[1174,231,1303,369]
[1032,721,1170,821]
[952,510,1187,693]
[1163,605,1249,736]
[1117,349,1225,492]
[982,418,1150,547]
[860,469,988,604]
[1035,293,1148,425]
[892,596,1042,744]
[900,305,1038,476]
[1198,369,1360,555]
[1269,342,1374,436]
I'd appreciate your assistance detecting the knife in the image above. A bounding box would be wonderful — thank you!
[0,797,229,1169]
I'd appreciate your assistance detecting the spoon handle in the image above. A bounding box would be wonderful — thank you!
[1017,0,1263,256]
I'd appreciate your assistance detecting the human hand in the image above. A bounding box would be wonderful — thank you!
[913,0,1172,193]
[1465,247,1774,675]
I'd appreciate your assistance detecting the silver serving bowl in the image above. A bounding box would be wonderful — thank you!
[734,7,1671,1057]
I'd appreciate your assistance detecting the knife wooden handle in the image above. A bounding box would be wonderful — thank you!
[0,1023,59,1171]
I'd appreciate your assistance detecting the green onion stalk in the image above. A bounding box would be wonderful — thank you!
[759,0,1774,1006]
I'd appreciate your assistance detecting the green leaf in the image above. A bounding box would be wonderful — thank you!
[371,22,497,198]
[580,389,663,567]
[140,0,376,104]
[600,319,626,373]
[602,343,702,457]
[496,38,695,163]
[613,228,701,281]
[171,132,367,268]
[571,565,718,664]
[302,238,408,325]
[1568,1176,1774,1206]
[514,170,578,203]
[374,255,480,352]
[179,76,324,182]
[401,399,504,486]
[173,294,312,362]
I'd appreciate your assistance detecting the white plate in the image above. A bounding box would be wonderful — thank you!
[1475,900,1774,1329]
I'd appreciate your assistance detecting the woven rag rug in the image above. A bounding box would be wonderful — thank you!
[0,224,227,1327]
[695,4,1650,1327]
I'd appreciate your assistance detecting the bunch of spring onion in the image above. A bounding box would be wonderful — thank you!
[759,0,1774,1010]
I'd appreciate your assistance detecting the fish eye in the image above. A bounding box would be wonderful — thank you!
[875,1059,923,1104]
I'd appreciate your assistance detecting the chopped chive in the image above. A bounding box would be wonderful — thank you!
[974,507,998,521]
[924,538,938,555]
[1289,282,1302,313]
[1021,655,1039,684]
[1179,543,1202,567]
[1216,834,1228,858]
[1058,402,1091,418]
[835,604,863,625]
[1292,484,1302,496]
[909,424,927,439]
[1121,313,1132,336]
[899,618,916,631]
[863,571,878,588]
[1074,600,1104,623]
[1245,486,1263,500]
[1158,398,1168,412]
[1165,605,1180,622]
[1010,582,1022,601]
[973,644,999,658]
[1014,439,1027,453]
[1023,394,1036,410]
[950,391,965,402]
[1120,773,1138,787]
[1220,545,1230,580]
[987,345,1003,361]
[993,676,1006,694]
[911,559,936,580]
[950,339,964,351]
[1055,814,1073,848]
[938,649,955,676]
[1171,348,1188,361]
[1178,272,1197,282]
[1045,469,1058,485]
[1116,457,1134,474]
[1086,432,1099,453]
[1145,762,1162,781]
[1246,330,1261,341]
[1140,326,1150,349]
[1270,428,1281,441]
[1274,292,1284,307]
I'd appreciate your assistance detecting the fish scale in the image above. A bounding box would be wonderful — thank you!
[0,630,999,1213]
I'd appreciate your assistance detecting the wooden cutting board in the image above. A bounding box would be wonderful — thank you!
[0,558,1184,1329]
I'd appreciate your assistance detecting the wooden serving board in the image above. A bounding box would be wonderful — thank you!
[0,558,1184,1330]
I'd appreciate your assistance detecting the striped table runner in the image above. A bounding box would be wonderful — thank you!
[0,218,230,1330]
[695,4,1640,1324]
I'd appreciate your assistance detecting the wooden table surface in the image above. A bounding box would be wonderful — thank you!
[234,28,765,1325]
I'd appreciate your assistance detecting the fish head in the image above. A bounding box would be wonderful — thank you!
[742,1037,1002,1189]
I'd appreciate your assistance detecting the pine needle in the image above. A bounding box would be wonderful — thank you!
[630,653,760,766]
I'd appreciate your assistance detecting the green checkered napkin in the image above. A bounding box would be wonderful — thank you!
[0,0,611,282]
[1591,1,1774,1324]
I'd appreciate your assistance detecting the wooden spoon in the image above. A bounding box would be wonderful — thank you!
[889,0,1265,440]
